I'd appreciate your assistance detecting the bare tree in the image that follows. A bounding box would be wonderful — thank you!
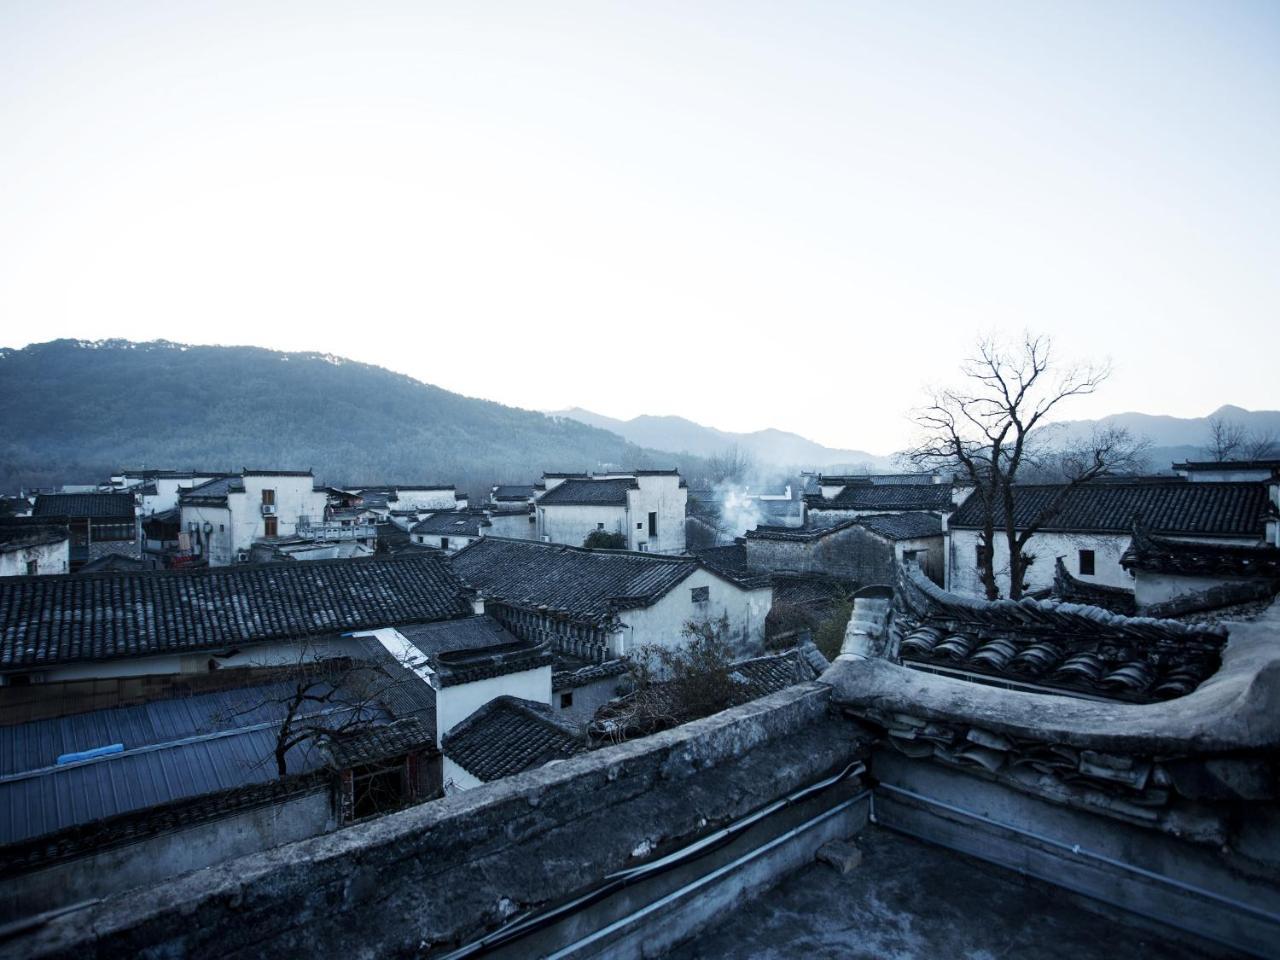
[220,637,425,777]
[1243,427,1279,461]
[906,333,1147,600]
[707,444,755,486]
[1205,414,1247,462]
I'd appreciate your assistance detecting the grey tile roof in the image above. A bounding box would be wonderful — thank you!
[893,565,1225,704]
[0,555,471,668]
[397,616,519,657]
[32,494,135,520]
[1120,527,1280,578]
[855,513,945,541]
[0,524,68,552]
[690,543,770,588]
[450,538,701,622]
[178,475,244,504]
[552,657,630,692]
[492,485,535,502]
[948,481,1273,536]
[809,484,954,512]
[442,696,582,783]
[537,478,637,506]
[410,513,491,536]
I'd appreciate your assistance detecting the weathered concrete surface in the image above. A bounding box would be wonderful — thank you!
[3,683,867,960]
[825,602,1280,754]
[664,827,1237,960]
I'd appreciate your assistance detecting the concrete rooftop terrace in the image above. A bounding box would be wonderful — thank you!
[666,826,1233,960]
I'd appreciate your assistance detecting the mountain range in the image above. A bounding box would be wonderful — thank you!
[0,340,703,493]
[549,408,895,471]
[0,339,1272,494]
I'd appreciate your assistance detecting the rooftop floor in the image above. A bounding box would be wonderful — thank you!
[664,826,1237,960]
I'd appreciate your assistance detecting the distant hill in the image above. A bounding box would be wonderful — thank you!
[1048,405,1280,470]
[0,340,704,492]
[551,408,895,471]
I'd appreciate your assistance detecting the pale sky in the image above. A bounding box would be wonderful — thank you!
[2,1,1277,454]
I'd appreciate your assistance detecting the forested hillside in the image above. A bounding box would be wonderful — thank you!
[0,340,703,493]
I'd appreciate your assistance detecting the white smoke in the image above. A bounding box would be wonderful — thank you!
[715,482,764,540]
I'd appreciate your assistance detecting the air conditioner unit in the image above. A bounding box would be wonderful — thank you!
[261,503,276,516]
[541,536,551,543]
[236,551,251,563]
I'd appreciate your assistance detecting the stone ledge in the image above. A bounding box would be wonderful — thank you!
[4,682,866,960]
[825,607,1280,755]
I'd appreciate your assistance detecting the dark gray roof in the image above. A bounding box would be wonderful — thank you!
[0,524,68,552]
[0,673,433,846]
[552,657,630,692]
[450,538,700,623]
[809,484,954,512]
[32,494,135,520]
[1173,459,1280,472]
[948,481,1273,537]
[0,555,471,669]
[397,615,518,656]
[410,512,490,536]
[77,554,148,574]
[691,543,770,588]
[1120,527,1280,579]
[855,513,945,541]
[893,565,1225,704]
[537,478,637,506]
[442,696,581,783]
[492,485,535,502]
[178,475,244,504]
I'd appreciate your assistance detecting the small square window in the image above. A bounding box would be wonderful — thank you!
[636,522,644,530]
[1078,549,1096,576]
[597,522,605,530]
[691,585,710,603]
[559,692,573,709]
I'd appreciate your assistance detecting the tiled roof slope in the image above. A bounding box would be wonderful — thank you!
[451,537,700,622]
[492,485,535,501]
[178,476,244,504]
[442,696,581,782]
[691,543,772,588]
[949,481,1272,536]
[537,478,637,506]
[410,513,490,537]
[32,494,135,519]
[856,512,945,540]
[0,555,470,668]
[1120,527,1280,579]
[810,484,953,512]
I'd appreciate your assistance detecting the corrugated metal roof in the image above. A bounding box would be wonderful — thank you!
[0,680,395,846]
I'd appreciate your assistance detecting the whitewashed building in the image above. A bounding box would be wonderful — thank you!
[451,536,772,661]
[410,512,491,552]
[946,480,1275,599]
[178,470,330,566]
[535,470,688,553]
[0,524,69,577]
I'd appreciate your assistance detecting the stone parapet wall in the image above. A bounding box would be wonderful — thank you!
[6,683,865,960]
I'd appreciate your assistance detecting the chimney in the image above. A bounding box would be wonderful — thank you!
[471,594,486,616]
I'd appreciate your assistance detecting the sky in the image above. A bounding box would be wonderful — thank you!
[1,1,1277,454]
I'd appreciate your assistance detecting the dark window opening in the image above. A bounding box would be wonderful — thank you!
[262,488,276,506]
[559,691,574,709]
[648,511,657,537]
[691,585,710,603]
[351,761,408,821]
[597,522,605,530]
[25,559,37,576]
[903,549,921,566]
[440,536,450,549]
[264,516,278,538]
[1078,549,1096,576]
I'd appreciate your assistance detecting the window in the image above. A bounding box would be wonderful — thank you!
[1078,549,1096,576]
[691,585,710,603]
[636,522,644,530]
[559,692,574,709]
[262,488,276,506]
[440,536,450,549]
[350,760,408,821]
[648,511,658,537]
[902,550,920,566]
[25,559,37,576]
[264,515,278,538]
[597,522,605,530]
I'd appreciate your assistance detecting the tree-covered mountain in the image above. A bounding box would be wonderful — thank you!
[0,340,705,493]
